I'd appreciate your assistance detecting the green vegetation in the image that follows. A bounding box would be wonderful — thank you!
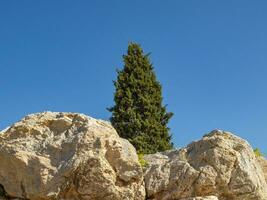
[254,148,264,157]
[108,43,173,154]
[138,153,148,168]
[0,184,6,198]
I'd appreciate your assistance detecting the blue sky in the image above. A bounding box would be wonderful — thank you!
[1,1,267,154]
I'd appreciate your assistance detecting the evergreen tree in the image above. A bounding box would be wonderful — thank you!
[108,43,173,154]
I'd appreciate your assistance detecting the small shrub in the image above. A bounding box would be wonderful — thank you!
[0,184,6,197]
[138,153,148,168]
[254,148,264,157]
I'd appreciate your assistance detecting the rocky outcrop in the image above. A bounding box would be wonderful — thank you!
[0,113,266,200]
[258,156,267,183]
[144,130,267,200]
[0,112,145,200]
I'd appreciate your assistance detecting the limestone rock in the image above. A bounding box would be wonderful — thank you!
[144,130,267,200]
[0,112,145,200]
[258,156,267,183]
[180,196,218,200]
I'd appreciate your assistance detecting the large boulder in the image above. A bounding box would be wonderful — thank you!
[144,130,267,200]
[0,112,145,200]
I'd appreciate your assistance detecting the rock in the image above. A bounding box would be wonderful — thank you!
[258,156,267,183]
[144,130,267,200]
[1,113,266,200]
[180,196,218,200]
[0,112,145,200]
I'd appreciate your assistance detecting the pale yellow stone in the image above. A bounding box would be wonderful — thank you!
[144,130,267,200]
[0,112,145,200]
[258,156,267,183]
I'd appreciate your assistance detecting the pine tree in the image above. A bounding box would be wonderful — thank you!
[108,43,173,154]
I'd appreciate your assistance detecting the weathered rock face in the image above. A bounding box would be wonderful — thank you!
[180,196,218,200]
[0,112,145,200]
[144,130,267,200]
[1,113,266,200]
[258,156,267,183]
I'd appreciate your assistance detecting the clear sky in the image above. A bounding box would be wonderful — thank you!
[1,1,267,154]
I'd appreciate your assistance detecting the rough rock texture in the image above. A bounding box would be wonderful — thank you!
[144,130,267,200]
[179,196,218,200]
[258,156,267,183]
[0,112,145,200]
[1,113,267,200]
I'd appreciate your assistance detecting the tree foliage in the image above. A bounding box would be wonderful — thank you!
[108,43,173,154]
